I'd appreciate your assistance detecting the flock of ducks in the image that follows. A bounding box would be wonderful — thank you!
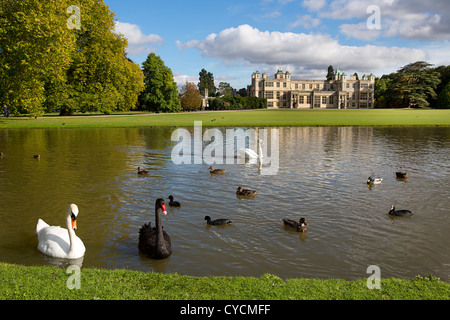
[1,151,412,261]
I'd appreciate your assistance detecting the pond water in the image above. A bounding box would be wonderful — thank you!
[0,126,449,281]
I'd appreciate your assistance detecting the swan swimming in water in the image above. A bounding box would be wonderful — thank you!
[36,204,86,259]
[138,198,172,259]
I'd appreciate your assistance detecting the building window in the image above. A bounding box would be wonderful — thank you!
[283,82,287,88]
[307,96,312,104]
[276,92,280,99]
[314,96,321,108]
[295,84,298,89]
[329,96,334,105]
[266,91,274,99]
[277,82,280,88]
[302,84,306,90]
[322,96,327,104]
[266,82,273,87]
[361,93,368,100]
[299,96,304,104]
[309,84,313,89]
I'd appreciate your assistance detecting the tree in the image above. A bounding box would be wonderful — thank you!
[218,82,233,96]
[198,69,216,97]
[0,0,144,117]
[392,61,440,108]
[0,0,75,117]
[326,65,334,81]
[237,88,247,97]
[436,81,450,109]
[140,53,180,113]
[180,82,202,111]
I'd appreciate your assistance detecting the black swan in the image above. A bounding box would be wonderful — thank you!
[282,217,308,232]
[137,167,149,176]
[208,166,226,174]
[168,195,181,207]
[236,186,257,196]
[388,205,413,217]
[138,198,172,259]
[204,216,232,226]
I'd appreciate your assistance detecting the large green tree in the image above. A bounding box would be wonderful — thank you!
[436,81,450,109]
[198,68,216,97]
[0,0,75,116]
[391,61,440,108]
[139,53,180,113]
[0,0,144,117]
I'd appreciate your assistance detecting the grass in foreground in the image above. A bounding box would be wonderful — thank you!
[1,263,449,300]
[0,109,449,129]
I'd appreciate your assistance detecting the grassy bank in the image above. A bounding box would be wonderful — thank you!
[1,263,449,300]
[0,109,449,129]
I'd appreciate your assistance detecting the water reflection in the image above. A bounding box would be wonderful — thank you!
[0,126,449,281]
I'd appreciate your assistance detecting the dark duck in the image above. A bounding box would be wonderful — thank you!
[282,217,308,232]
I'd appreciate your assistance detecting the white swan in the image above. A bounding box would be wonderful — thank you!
[237,139,264,160]
[36,204,86,259]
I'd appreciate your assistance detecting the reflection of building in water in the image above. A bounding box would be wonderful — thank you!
[250,68,375,109]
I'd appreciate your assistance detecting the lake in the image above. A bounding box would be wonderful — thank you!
[0,126,449,281]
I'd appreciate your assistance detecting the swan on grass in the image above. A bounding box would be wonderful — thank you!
[36,204,86,259]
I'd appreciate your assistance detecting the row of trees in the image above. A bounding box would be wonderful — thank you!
[0,0,144,117]
[374,61,450,109]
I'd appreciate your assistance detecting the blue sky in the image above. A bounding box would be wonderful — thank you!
[106,0,450,89]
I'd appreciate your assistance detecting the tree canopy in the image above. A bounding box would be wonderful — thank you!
[180,81,202,111]
[198,69,216,97]
[0,0,144,117]
[139,53,180,113]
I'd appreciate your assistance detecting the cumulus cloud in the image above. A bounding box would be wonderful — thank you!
[321,0,450,41]
[177,24,426,74]
[114,22,163,55]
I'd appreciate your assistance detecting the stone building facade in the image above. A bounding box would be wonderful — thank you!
[250,68,375,109]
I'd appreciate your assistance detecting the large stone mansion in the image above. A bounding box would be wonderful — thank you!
[250,68,375,109]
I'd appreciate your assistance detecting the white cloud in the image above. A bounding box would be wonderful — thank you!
[114,22,163,55]
[177,24,426,75]
[320,0,450,41]
[289,15,321,29]
[340,22,381,40]
[303,0,326,11]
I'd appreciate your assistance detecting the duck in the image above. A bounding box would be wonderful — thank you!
[282,217,308,232]
[236,186,257,196]
[367,176,383,184]
[0,152,3,158]
[168,195,181,207]
[36,204,86,259]
[204,216,232,226]
[208,166,226,174]
[388,205,413,217]
[137,167,149,176]
[395,171,409,179]
[138,198,172,259]
[33,154,40,159]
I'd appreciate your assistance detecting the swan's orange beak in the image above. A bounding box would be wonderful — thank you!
[161,204,167,215]
[72,218,77,230]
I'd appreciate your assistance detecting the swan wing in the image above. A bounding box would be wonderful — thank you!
[37,225,71,258]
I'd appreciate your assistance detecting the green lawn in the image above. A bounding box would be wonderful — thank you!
[0,263,448,300]
[0,109,449,129]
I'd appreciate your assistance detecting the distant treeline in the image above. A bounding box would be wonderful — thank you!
[206,96,267,110]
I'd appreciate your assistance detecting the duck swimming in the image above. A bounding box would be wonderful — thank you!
[137,167,149,175]
[204,216,232,226]
[168,195,181,207]
[138,198,172,259]
[236,186,257,196]
[208,166,226,174]
[282,217,308,232]
[396,171,409,179]
[388,205,413,217]
[367,176,383,184]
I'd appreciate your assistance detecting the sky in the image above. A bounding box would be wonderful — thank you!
[106,0,450,90]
